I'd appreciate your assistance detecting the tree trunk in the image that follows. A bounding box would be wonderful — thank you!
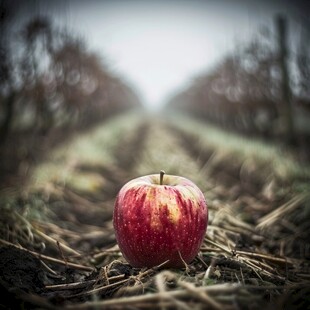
[0,91,16,145]
[276,15,296,145]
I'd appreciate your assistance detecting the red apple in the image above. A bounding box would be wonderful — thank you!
[113,171,208,268]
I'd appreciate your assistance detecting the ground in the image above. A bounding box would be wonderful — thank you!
[0,110,310,309]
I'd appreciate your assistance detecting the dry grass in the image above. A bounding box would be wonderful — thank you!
[1,189,309,309]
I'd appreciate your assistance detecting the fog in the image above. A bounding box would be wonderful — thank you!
[8,0,307,110]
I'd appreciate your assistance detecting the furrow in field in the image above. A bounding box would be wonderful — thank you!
[165,122,280,221]
[133,120,208,192]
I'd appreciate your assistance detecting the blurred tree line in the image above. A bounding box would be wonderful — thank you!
[168,15,310,148]
[0,4,140,146]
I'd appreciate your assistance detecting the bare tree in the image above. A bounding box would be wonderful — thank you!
[0,2,16,143]
[276,15,295,144]
[1,11,141,146]
[19,16,55,133]
[296,24,310,102]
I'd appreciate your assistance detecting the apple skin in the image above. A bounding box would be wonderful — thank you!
[113,173,208,268]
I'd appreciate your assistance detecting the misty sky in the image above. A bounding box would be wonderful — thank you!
[10,0,309,110]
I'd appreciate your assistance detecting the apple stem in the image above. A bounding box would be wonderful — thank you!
[160,170,165,185]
